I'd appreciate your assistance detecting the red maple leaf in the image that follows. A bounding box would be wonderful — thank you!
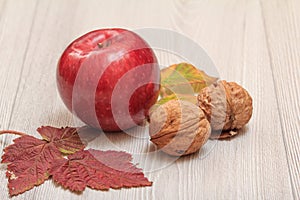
[50,149,152,192]
[1,126,87,196]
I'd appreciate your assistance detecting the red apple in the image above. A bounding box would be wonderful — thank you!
[57,28,160,131]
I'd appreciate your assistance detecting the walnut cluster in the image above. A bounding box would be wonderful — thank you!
[149,80,253,156]
[149,100,211,156]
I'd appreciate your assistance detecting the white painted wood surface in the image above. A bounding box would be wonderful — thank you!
[0,0,299,199]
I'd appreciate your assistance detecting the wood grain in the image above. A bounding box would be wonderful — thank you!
[0,0,299,199]
[260,0,300,198]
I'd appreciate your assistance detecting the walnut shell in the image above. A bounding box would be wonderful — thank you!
[198,80,253,131]
[149,100,211,156]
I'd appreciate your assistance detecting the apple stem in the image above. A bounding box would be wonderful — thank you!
[97,43,103,48]
[97,40,111,49]
[0,130,28,137]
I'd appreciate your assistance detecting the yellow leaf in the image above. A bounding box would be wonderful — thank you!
[160,63,217,97]
[156,93,198,105]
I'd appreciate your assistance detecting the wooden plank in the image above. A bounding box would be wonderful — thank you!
[260,0,300,198]
[0,0,38,146]
[0,0,298,199]
[0,0,37,130]
[0,0,39,199]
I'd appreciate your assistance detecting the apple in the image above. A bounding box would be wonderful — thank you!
[57,28,160,131]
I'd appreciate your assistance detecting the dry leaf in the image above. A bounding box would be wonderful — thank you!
[1,126,87,196]
[160,63,217,97]
[50,149,152,192]
[156,93,198,105]
[210,130,239,140]
[37,126,87,154]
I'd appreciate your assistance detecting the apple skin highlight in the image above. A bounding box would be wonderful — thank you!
[57,28,160,131]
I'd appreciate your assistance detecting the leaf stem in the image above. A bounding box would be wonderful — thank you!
[0,130,28,136]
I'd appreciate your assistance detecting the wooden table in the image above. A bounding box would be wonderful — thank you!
[0,0,299,199]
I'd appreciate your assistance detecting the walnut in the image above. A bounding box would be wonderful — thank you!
[197,80,253,132]
[149,100,211,156]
